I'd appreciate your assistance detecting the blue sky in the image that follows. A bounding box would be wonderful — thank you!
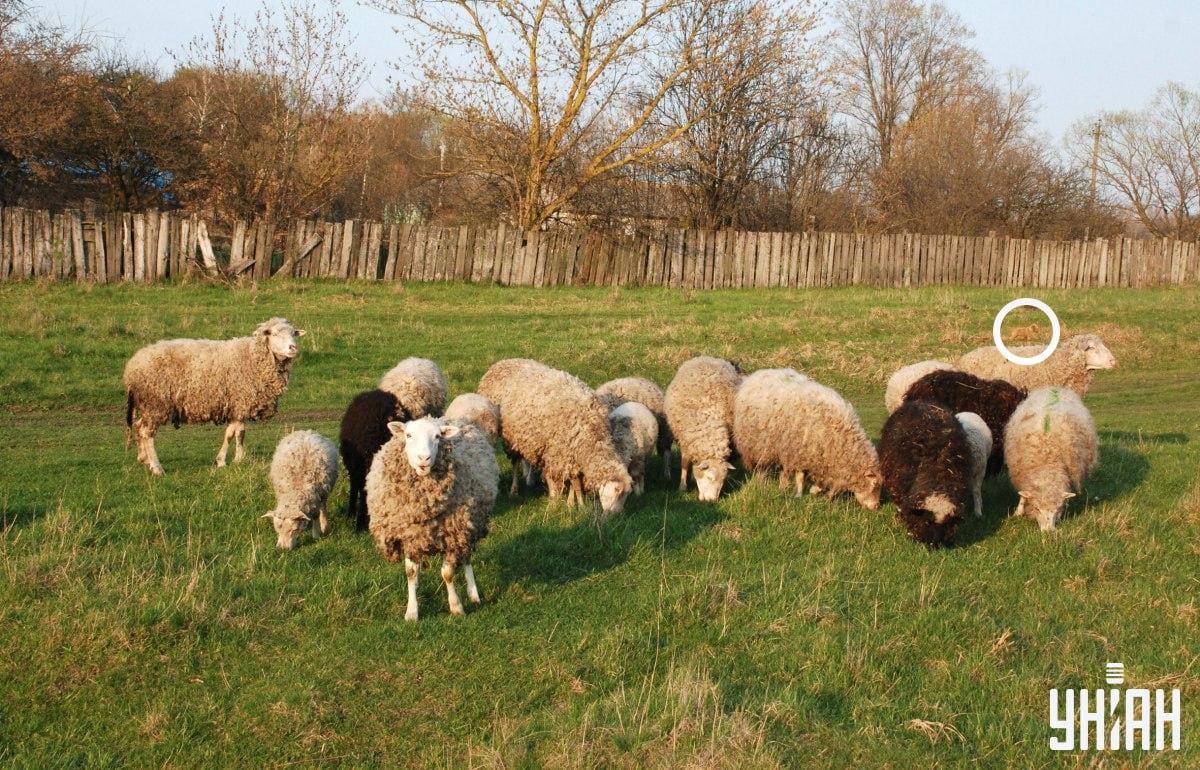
[38,0,1200,143]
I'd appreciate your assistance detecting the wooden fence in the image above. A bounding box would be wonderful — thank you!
[1,207,1197,288]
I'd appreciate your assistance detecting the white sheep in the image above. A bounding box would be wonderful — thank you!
[884,360,956,413]
[957,334,1116,394]
[664,357,743,501]
[1004,387,1099,531]
[608,401,659,496]
[379,357,449,418]
[444,393,501,441]
[264,430,338,550]
[596,376,673,478]
[955,412,993,518]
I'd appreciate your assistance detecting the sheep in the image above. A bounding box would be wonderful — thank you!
[596,377,674,478]
[880,400,973,547]
[444,393,501,441]
[884,360,955,413]
[264,430,338,550]
[899,369,1026,476]
[366,417,499,621]
[379,357,449,418]
[339,389,407,531]
[664,356,743,501]
[608,401,659,496]
[956,333,1117,394]
[733,369,882,509]
[479,358,632,518]
[1003,386,1099,532]
[955,412,993,519]
[123,317,305,475]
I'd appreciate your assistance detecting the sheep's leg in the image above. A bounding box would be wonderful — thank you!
[973,487,984,518]
[404,558,420,622]
[215,423,236,467]
[137,420,164,476]
[793,470,806,497]
[354,489,369,532]
[232,421,247,463]
[441,560,464,617]
[662,448,673,480]
[779,469,790,489]
[464,562,481,604]
[570,477,584,508]
[678,456,689,492]
[1014,497,1025,518]
[317,506,330,536]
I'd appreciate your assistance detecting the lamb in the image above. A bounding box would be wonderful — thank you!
[479,358,632,518]
[379,357,449,418]
[880,400,974,547]
[596,377,674,478]
[444,393,501,441]
[956,333,1116,394]
[339,389,407,531]
[664,356,743,501]
[955,412,993,519]
[608,401,659,496]
[900,369,1026,475]
[733,369,882,509]
[264,430,338,550]
[884,360,955,413]
[123,317,305,475]
[366,417,499,621]
[1003,386,1099,532]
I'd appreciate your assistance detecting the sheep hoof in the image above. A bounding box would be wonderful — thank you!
[149,465,164,477]
[404,610,418,622]
[468,594,481,605]
[215,459,226,468]
[450,606,465,617]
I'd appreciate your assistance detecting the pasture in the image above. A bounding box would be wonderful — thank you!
[0,281,1197,766]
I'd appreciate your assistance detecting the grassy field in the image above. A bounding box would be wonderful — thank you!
[0,280,1197,767]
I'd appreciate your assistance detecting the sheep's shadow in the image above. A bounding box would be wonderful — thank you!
[493,490,723,588]
[1099,430,1188,446]
[1,504,49,532]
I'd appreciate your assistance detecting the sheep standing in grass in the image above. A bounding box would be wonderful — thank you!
[379,357,449,418]
[900,370,1026,475]
[123,318,305,475]
[366,417,499,621]
[445,393,501,441]
[665,357,743,501]
[880,400,973,546]
[1004,387,1098,532]
[957,334,1116,394]
[734,369,882,509]
[609,401,659,496]
[955,412,993,518]
[596,377,673,478]
[885,360,955,413]
[264,430,338,550]
[479,358,632,517]
[339,389,407,531]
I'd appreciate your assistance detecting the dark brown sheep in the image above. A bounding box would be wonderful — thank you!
[339,389,407,531]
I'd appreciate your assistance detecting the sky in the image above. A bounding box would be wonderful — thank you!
[35,0,1200,144]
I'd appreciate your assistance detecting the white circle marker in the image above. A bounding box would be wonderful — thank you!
[992,298,1060,366]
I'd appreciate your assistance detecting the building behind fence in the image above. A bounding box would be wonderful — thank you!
[1,207,1197,288]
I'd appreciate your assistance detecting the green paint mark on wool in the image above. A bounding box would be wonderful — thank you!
[1043,388,1060,433]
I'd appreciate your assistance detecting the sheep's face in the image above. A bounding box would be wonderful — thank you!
[1020,491,1076,532]
[391,418,459,476]
[260,319,305,360]
[263,509,310,550]
[1080,337,1116,370]
[694,460,734,502]
[598,478,631,515]
[855,472,883,510]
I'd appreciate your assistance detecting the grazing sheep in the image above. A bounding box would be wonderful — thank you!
[900,369,1026,475]
[955,412,993,519]
[124,317,305,475]
[734,369,882,509]
[367,417,499,620]
[479,358,632,518]
[596,377,674,478]
[264,430,338,550]
[957,333,1116,394]
[885,360,955,413]
[379,357,449,418]
[880,400,973,547]
[665,356,743,501]
[1004,387,1099,532]
[609,401,659,496]
[339,389,407,531]
[444,393,501,441]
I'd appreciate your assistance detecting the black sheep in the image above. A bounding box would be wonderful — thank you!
[901,369,1027,476]
[339,389,407,531]
[880,400,973,547]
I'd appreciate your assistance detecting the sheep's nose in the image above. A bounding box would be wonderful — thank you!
[287,344,297,355]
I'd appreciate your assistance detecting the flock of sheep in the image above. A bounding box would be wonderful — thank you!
[121,319,1116,620]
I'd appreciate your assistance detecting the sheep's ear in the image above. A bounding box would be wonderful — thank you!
[1017,491,1028,499]
[724,462,735,470]
[295,329,306,337]
[440,423,461,439]
[387,421,405,436]
[1062,492,1077,500]
[262,511,275,519]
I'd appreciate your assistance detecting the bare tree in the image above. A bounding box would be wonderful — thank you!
[1071,82,1200,238]
[172,0,368,222]
[372,0,756,229]
[833,0,979,166]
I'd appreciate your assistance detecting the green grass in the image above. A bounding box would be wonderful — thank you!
[0,280,1197,767]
